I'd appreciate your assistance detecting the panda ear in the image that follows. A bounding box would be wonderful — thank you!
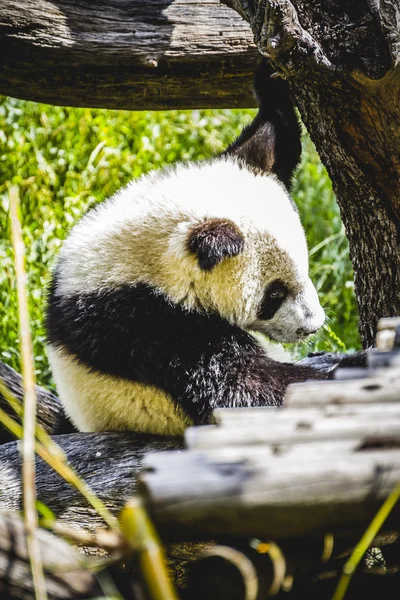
[187,218,245,271]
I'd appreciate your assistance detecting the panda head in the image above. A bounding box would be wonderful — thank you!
[57,157,324,344]
[158,159,325,343]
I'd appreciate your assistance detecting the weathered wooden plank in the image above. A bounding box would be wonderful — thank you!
[376,330,397,351]
[186,413,400,449]
[377,317,400,331]
[376,318,400,350]
[0,0,259,110]
[194,440,369,460]
[285,376,400,407]
[213,404,400,425]
[0,512,103,599]
[139,448,400,539]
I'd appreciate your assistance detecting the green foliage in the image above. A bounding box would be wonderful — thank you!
[291,134,361,356]
[0,98,360,386]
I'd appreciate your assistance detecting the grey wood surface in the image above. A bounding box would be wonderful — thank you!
[0,0,259,109]
[139,447,400,540]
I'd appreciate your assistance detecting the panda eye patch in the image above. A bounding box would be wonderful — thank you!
[258,280,288,320]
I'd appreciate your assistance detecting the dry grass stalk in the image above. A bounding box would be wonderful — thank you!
[120,497,179,600]
[9,184,48,600]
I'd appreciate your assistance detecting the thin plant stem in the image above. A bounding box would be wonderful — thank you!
[9,185,48,600]
[332,480,400,600]
[120,498,179,600]
[0,380,65,457]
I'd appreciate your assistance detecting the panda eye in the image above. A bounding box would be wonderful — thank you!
[268,287,286,299]
[257,280,289,320]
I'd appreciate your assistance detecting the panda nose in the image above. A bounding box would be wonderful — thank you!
[296,327,318,337]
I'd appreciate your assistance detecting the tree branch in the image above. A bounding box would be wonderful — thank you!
[0,0,259,110]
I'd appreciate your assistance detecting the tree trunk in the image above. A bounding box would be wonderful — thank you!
[0,0,258,110]
[223,0,400,348]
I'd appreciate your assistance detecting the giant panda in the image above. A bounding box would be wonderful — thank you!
[45,60,365,436]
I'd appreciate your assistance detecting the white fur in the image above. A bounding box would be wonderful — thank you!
[57,159,306,297]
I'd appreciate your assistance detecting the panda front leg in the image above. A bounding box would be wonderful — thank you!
[177,342,373,424]
[297,350,370,372]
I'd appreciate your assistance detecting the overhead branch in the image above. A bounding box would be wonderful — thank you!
[0,0,259,110]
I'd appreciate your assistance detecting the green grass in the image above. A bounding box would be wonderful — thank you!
[0,97,360,388]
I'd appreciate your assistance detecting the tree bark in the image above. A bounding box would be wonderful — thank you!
[223,0,400,348]
[0,0,258,110]
[0,432,182,530]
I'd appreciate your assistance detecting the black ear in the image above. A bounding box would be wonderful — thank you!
[187,218,245,271]
[224,58,302,190]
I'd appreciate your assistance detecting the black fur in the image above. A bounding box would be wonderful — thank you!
[298,351,369,372]
[46,280,335,424]
[187,218,245,271]
[258,280,289,320]
[225,59,302,190]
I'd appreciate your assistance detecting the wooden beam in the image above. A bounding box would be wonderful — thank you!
[139,448,400,540]
[0,0,259,110]
[186,410,400,448]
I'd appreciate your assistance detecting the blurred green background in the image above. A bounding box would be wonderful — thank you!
[0,98,360,388]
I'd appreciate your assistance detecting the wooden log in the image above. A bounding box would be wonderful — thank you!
[213,404,400,425]
[0,360,74,444]
[0,511,104,599]
[0,0,258,110]
[0,432,182,530]
[186,410,400,449]
[285,375,400,407]
[139,448,400,540]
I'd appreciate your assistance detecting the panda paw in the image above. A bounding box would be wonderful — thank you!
[297,350,371,373]
[253,58,292,111]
